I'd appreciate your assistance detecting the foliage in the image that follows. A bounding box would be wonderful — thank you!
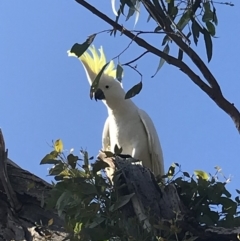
[41,140,240,241]
[166,163,240,228]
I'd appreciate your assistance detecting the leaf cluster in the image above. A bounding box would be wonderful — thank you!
[40,140,138,240]
[166,163,240,228]
[40,140,240,240]
[111,0,229,66]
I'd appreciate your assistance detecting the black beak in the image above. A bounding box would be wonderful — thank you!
[94,88,105,101]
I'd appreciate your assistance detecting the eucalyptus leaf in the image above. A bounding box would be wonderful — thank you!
[203,28,213,62]
[206,21,216,36]
[191,20,200,45]
[176,10,191,31]
[116,64,124,82]
[162,35,170,46]
[213,7,218,25]
[152,44,170,77]
[134,1,141,27]
[40,151,59,165]
[68,34,96,58]
[49,163,65,176]
[125,81,143,99]
[202,3,213,23]
[88,217,105,228]
[111,193,135,211]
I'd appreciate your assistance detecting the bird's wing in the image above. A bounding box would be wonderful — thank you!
[102,116,111,151]
[138,109,164,177]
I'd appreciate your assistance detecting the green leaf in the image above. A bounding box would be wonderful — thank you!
[203,28,213,62]
[79,182,97,195]
[92,159,109,174]
[147,14,151,22]
[54,139,63,153]
[191,20,201,45]
[67,154,78,169]
[152,44,170,77]
[206,21,216,36]
[154,26,162,32]
[176,10,191,31]
[167,0,174,15]
[235,196,240,204]
[183,171,190,178]
[170,6,178,19]
[40,151,59,165]
[134,1,141,27]
[194,170,209,180]
[56,190,73,211]
[49,163,65,176]
[203,1,211,11]
[202,2,213,22]
[126,6,135,21]
[125,81,143,99]
[213,7,218,25]
[236,189,240,195]
[178,48,183,60]
[116,64,124,82]
[88,217,105,228]
[162,35,170,46]
[68,34,96,58]
[90,62,109,99]
[125,0,135,8]
[114,144,123,154]
[111,193,135,211]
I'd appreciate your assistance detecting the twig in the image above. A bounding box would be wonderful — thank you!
[122,51,149,66]
[124,64,143,81]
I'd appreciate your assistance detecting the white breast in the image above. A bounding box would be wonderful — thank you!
[108,112,150,165]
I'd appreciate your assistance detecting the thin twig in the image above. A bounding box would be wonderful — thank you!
[122,51,149,66]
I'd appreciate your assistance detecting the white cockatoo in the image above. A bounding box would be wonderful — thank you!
[68,45,164,177]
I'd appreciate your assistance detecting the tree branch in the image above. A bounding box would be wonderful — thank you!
[0,129,22,211]
[74,0,240,133]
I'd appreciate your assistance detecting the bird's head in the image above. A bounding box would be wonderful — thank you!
[68,45,126,105]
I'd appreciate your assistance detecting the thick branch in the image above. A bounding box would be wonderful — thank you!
[74,0,240,133]
[0,129,21,211]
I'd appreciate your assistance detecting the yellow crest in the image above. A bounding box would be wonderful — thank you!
[77,45,116,78]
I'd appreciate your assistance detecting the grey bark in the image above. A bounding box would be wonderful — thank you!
[0,130,68,241]
[100,153,240,241]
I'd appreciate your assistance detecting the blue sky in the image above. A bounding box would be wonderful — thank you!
[1,1,239,195]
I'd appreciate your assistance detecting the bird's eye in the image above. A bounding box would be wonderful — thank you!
[105,85,109,89]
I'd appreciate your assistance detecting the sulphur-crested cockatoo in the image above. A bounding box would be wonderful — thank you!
[68,45,164,177]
